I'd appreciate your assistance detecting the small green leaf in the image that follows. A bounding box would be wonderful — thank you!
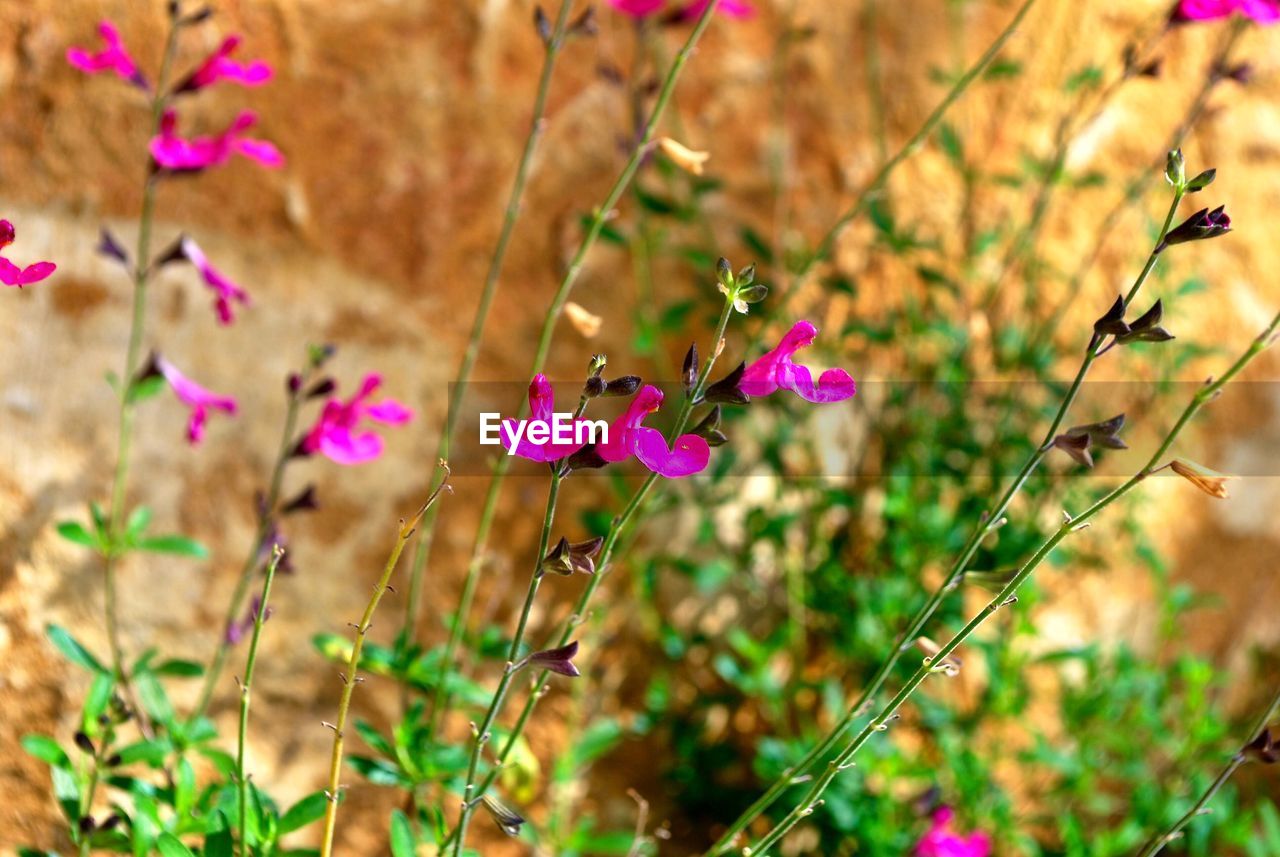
[21,735,71,768]
[279,791,329,835]
[134,670,175,726]
[136,535,209,558]
[46,624,107,674]
[126,506,153,538]
[156,833,196,857]
[55,521,99,550]
[127,374,166,404]
[152,659,204,678]
[389,809,414,857]
[82,672,115,732]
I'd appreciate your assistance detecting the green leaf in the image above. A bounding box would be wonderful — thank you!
[136,535,209,558]
[389,809,415,857]
[152,659,204,678]
[116,739,173,767]
[204,828,233,857]
[46,624,107,673]
[156,833,196,857]
[55,521,100,550]
[126,506,153,538]
[936,122,964,167]
[21,735,70,769]
[278,792,329,835]
[134,670,175,725]
[82,672,115,732]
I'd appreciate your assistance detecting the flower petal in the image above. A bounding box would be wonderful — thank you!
[633,427,710,478]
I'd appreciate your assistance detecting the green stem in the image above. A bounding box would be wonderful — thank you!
[237,546,283,857]
[1135,682,1280,857]
[194,367,308,719]
[707,184,1184,855]
[758,0,1039,344]
[318,469,450,857]
[75,721,114,857]
[100,14,181,727]
[449,474,562,856]
[400,0,577,656]
[426,0,722,738]
[746,308,1280,856]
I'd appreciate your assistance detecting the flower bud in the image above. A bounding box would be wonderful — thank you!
[1115,300,1174,345]
[1093,296,1130,337]
[657,137,710,176]
[1243,728,1279,764]
[703,362,749,405]
[603,375,641,397]
[306,378,337,399]
[565,444,608,472]
[736,264,756,286]
[74,731,95,755]
[682,343,699,394]
[539,537,574,576]
[528,641,581,677]
[1165,148,1185,188]
[1185,168,1216,192]
[282,484,319,514]
[568,536,604,575]
[1051,432,1094,468]
[569,7,598,36]
[1159,205,1232,251]
[482,793,526,837]
[588,353,607,377]
[583,375,606,398]
[533,5,552,44]
[1170,459,1232,499]
[97,228,130,266]
[716,257,733,287]
[738,283,769,305]
[287,372,303,394]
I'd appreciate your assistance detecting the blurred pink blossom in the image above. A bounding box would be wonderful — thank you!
[150,110,284,172]
[67,21,148,88]
[179,237,249,325]
[739,320,856,403]
[0,220,56,288]
[178,35,273,92]
[605,0,753,18]
[597,384,709,478]
[301,374,414,465]
[156,356,238,444]
[1176,0,1280,22]
[914,807,992,857]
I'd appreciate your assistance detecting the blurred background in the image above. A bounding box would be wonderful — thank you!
[1,0,1279,853]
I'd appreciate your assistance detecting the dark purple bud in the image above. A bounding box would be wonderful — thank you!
[1225,62,1254,85]
[225,596,263,646]
[287,373,303,394]
[692,404,722,439]
[1244,728,1279,764]
[565,444,608,472]
[584,375,607,398]
[481,793,526,837]
[1158,205,1232,251]
[282,484,319,515]
[604,375,642,397]
[99,814,123,832]
[569,6,597,36]
[568,536,604,575]
[136,351,163,383]
[1137,58,1162,78]
[79,816,97,834]
[181,7,214,25]
[104,753,122,768]
[533,6,552,45]
[74,731,95,754]
[97,229,130,266]
[306,378,337,400]
[529,640,581,677]
[703,362,750,405]
[1115,300,1175,344]
[682,343,699,394]
[1093,296,1130,337]
[1051,432,1093,468]
[539,537,574,577]
[1065,414,1127,451]
[152,235,189,269]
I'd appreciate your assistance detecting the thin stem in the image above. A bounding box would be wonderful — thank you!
[318,467,450,857]
[426,0,722,737]
[449,474,562,856]
[757,0,1039,346]
[1135,682,1280,857]
[707,184,1184,855]
[101,13,182,725]
[746,308,1280,856]
[400,0,577,654]
[75,721,114,857]
[237,546,283,857]
[194,367,309,719]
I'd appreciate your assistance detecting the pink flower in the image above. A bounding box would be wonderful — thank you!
[301,374,414,465]
[682,0,755,18]
[67,21,148,88]
[1175,0,1280,22]
[179,237,249,324]
[597,385,710,478]
[606,0,666,15]
[0,219,56,288]
[156,356,238,444]
[177,35,273,93]
[149,110,285,172]
[739,320,856,403]
[500,375,592,463]
[914,807,992,857]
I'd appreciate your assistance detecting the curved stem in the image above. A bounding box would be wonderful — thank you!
[318,468,450,857]
[746,309,1280,856]
[237,546,283,857]
[426,0,723,738]
[400,0,577,656]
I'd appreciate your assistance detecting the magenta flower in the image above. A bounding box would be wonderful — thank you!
[500,375,592,463]
[156,356,238,444]
[301,374,414,465]
[597,385,710,478]
[739,320,856,403]
[179,237,248,324]
[150,110,285,172]
[0,220,56,288]
[682,0,755,18]
[914,807,992,857]
[606,0,666,15]
[1175,0,1280,22]
[177,35,273,93]
[67,21,148,88]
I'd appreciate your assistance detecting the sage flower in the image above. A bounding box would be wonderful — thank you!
[150,110,284,172]
[156,356,238,444]
[176,35,273,93]
[914,806,991,857]
[1175,0,1280,23]
[597,385,710,478]
[0,220,56,288]
[739,320,857,403]
[300,374,414,465]
[178,237,249,324]
[500,374,593,463]
[67,21,148,89]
